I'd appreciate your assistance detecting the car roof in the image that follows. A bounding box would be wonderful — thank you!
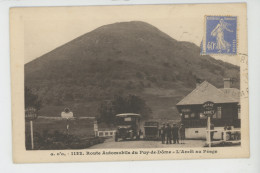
[144,121,159,127]
[115,113,141,117]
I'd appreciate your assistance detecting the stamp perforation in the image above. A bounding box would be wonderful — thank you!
[202,15,238,56]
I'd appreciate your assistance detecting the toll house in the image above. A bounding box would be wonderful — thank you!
[176,78,240,139]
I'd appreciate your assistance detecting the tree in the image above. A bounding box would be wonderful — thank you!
[25,86,42,111]
[98,94,152,124]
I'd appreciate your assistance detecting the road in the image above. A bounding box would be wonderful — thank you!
[89,138,205,149]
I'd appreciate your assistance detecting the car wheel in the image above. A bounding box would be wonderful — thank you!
[130,132,134,140]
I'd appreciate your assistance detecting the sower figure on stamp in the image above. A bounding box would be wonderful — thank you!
[210,18,233,53]
[172,123,179,144]
[179,124,185,144]
[160,123,166,144]
[166,123,172,144]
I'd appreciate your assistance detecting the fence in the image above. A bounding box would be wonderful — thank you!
[95,130,116,137]
[205,129,241,147]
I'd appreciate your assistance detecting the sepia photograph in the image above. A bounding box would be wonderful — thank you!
[10,3,249,163]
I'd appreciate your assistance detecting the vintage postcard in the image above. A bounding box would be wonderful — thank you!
[10,3,249,163]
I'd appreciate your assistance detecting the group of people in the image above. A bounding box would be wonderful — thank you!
[159,123,185,144]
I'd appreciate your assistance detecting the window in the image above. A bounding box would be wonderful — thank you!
[190,113,195,118]
[124,117,132,121]
[217,106,222,119]
[238,106,241,119]
[200,113,206,119]
[212,112,217,119]
[184,114,189,119]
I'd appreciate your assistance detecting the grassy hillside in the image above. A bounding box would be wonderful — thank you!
[25,21,240,120]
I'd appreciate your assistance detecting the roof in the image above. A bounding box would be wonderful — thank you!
[115,113,141,117]
[219,88,240,103]
[176,81,239,106]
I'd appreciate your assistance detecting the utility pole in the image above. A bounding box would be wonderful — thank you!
[207,116,211,147]
[203,101,215,148]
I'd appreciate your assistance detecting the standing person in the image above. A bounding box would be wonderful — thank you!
[166,123,172,144]
[172,124,179,144]
[179,124,185,144]
[160,123,166,144]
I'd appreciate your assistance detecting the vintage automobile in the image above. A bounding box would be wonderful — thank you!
[115,113,141,142]
[144,121,159,140]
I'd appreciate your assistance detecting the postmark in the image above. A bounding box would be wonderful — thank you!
[202,16,237,55]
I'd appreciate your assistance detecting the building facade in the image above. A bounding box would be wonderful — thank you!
[176,78,240,140]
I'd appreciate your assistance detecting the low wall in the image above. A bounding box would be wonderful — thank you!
[25,117,95,138]
[185,127,226,140]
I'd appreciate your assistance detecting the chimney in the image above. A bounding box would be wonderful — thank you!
[223,78,233,88]
[196,78,202,88]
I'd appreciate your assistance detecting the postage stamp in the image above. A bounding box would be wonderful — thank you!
[203,16,237,55]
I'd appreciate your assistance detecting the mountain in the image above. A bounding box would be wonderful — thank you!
[25,21,240,120]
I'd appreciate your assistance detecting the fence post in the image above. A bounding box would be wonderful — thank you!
[223,131,227,141]
[30,120,34,150]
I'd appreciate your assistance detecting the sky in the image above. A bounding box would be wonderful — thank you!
[22,5,247,65]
